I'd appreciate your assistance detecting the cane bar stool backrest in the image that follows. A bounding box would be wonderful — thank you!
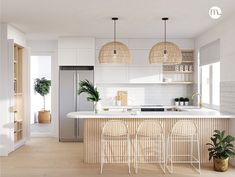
[171,120,197,136]
[102,120,129,137]
[137,120,163,137]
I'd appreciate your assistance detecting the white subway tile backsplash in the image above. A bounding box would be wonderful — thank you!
[221,81,235,114]
[97,84,193,106]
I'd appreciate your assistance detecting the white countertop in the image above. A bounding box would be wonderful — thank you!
[67,108,235,119]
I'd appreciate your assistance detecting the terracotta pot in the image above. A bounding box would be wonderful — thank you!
[213,157,229,172]
[38,111,51,123]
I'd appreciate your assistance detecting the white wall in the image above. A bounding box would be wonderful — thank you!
[27,40,58,138]
[95,38,195,106]
[195,13,235,166]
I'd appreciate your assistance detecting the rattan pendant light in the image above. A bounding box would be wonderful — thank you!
[99,17,131,64]
[149,17,182,65]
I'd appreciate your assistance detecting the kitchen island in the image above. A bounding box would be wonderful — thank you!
[67,108,234,164]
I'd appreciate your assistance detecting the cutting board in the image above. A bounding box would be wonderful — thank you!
[117,91,128,106]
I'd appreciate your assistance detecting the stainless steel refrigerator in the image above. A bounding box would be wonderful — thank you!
[59,66,94,142]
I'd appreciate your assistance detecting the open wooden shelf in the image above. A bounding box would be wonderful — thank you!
[162,50,194,83]
[163,71,193,74]
[13,44,24,143]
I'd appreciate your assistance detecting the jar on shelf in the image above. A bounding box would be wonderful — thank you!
[189,65,193,71]
[180,65,184,71]
[175,65,179,71]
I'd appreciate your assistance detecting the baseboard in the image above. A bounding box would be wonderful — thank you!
[0,147,8,156]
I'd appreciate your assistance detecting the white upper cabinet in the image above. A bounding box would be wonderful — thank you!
[78,49,95,66]
[58,37,95,66]
[58,49,77,66]
[128,66,162,83]
[95,66,129,84]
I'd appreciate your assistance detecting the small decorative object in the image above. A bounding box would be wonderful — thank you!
[78,80,101,114]
[174,98,179,106]
[206,130,235,172]
[116,95,121,106]
[34,77,51,123]
[175,65,179,71]
[179,97,184,106]
[184,65,189,71]
[180,65,184,71]
[184,97,189,106]
[189,65,193,71]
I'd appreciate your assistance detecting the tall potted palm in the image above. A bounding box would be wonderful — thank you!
[34,77,51,123]
[78,80,101,113]
[207,130,235,172]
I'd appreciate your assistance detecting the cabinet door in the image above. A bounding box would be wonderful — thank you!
[78,49,95,66]
[58,49,77,66]
[95,66,128,83]
[128,66,162,83]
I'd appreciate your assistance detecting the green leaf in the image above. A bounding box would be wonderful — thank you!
[78,80,101,102]
[224,135,235,143]
[207,130,235,160]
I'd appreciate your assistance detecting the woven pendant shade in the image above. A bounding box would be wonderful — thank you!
[99,41,131,64]
[149,41,182,65]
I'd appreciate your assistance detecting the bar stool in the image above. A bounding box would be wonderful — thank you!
[100,120,130,174]
[166,120,200,173]
[134,120,165,174]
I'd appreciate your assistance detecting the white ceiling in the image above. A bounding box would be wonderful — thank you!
[1,0,235,39]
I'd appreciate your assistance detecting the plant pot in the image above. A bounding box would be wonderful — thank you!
[213,157,229,172]
[185,101,189,106]
[180,101,184,106]
[175,101,179,106]
[38,111,51,123]
[94,102,102,114]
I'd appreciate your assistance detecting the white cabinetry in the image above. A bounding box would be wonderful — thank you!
[128,66,162,83]
[95,66,128,83]
[58,49,77,66]
[58,37,95,66]
[95,66,162,84]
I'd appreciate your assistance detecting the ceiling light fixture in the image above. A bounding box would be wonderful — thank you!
[99,17,131,64]
[149,17,182,65]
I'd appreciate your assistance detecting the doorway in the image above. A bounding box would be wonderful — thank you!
[30,55,52,137]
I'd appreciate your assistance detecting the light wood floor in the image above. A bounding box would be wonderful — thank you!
[1,138,235,177]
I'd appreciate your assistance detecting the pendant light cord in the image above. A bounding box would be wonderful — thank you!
[164,19,166,52]
[113,18,117,54]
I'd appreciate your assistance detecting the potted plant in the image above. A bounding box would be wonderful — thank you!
[34,77,51,123]
[174,98,179,106]
[179,97,184,106]
[206,130,235,172]
[78,79,101,113]
[184,97,189,106]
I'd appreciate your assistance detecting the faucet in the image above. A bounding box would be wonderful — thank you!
[192,92,202,108]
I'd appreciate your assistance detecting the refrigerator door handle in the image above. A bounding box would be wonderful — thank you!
[74,72,78,137]
[73,72,77,111]
[76,72,80,136]
[76,72,80,111]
